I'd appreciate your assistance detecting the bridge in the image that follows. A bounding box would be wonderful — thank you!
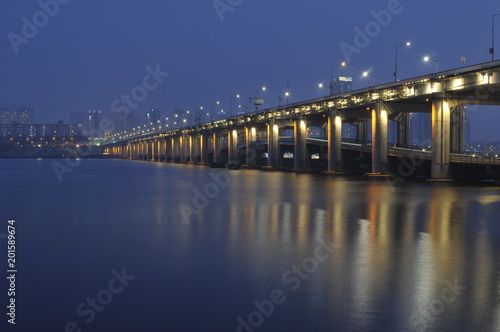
[104,60,500,180]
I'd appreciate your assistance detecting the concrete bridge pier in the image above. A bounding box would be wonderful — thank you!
[161,139,167,161]
[371,101,388,174]
[152,140,159,161]
[294,115,307,170]
[213,129,222,163]
[188,134,195,163]
[156,140,162,161]
[200,131,209,164]
[267,118,280,168]
[327,109,343,172]
[131,143,136,159]
[140,143,146,160]
[431,97,452,179]
[139,142,144,160]
[148,141,153,160]
[227,128,239,168]
[169,137,175,162]
[140,142,146,160]
[180,135,188,163]
[245,126,256,166]
[450,104,465,153]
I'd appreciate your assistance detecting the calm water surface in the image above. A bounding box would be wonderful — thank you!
[1,159,500,332]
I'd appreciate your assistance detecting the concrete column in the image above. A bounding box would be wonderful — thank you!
[431,98,451,179]
[245,126,256,166]
[171,137,176,162]
[450,105,465,153]
[161,139,167,161]
[327,109,343,171]
[189,135,195,163]
[151,140,157,161]
[156,140,161,161]
[179,135,186,162]
[371,101,388,174]
[177,137,182,162]
[227,128,239,166]
[267,118,279,167]
[294,115,307,169]
[201,131,209,164]
[213,129,221,163]
[148,141,153,160]
[397,112,411,147]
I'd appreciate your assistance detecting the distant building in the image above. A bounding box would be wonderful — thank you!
[0,121,77,140]
[116,111,138,131]
[146,108,162,126]
[172,109,191,128]
[86,110,103,138]
[70,112,85,136]
[0,105,35,124]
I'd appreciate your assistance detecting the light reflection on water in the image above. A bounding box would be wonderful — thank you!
[1,159,500,331]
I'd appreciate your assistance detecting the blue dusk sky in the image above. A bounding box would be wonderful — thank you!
[0,0,499,140]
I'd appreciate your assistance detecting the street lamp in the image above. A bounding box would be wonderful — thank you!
[210,101,220,121]
[394,41,411,81]
[330,62,346,95]
[491,14,500,61]
[423,56,438,73]
[286,78,296,104]
[229,94,240,117]
[250,86,266,112]
[255,86,266,98]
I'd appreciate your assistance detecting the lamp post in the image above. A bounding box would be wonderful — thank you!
[491,14,500,61]
[394,42,411,81]
[255,86,266,98]
[318,83,325,97]
[229,94,240,117]
[330,62,346,95]
[423,56,438,73]
[251,86,266,112]
[286,78,296,104]
[210,101,220,122]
